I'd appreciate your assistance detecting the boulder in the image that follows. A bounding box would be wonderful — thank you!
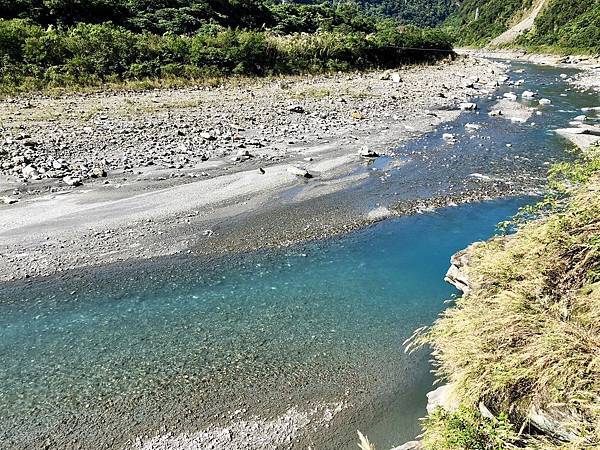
[538,98,551,105]
[445,247,475,294]
[465,123,481,131]
[442,133,456,142]
[459,102,478,111]
[63,176,82,186]
[287,166,312,178]
[200,131,216,140]
[22,165,39,179]
[288,104,305,113]
[90,167,107,178]
[522,90,537,98]
[391,441,423,450]
[527,405,581,442]
[426,384,459,415]
[503,93,518,101]
[2,197,19,205]
[359,146,379,158]
[510,117,528,124]
[391,72,402,84]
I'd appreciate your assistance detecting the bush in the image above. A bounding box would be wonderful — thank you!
[422,406,516,450]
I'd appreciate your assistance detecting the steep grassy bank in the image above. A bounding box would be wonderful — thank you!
[412,144,600,449]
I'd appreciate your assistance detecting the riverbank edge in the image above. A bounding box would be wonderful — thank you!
[391,100,600,450]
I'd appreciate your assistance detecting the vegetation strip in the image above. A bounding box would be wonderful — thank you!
[0,1,453,93]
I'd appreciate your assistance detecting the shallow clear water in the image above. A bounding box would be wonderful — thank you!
[0,197,529,449]
[1,61,598,449]
[348,61,600,210]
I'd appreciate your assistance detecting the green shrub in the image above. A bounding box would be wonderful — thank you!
[422,406,516,450]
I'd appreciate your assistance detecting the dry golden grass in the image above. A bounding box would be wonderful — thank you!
[411,144,600,449]
[357,430,376,450]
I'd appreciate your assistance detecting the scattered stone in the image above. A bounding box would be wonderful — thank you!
[459,102,478,111]
[287,166,312,178]
[2,197,19,205]
[522,90,537,98]
[287,104,305,113]
[503,93,518,101]
[359,146,379,158]
[90,167,107,178]
[538,98,551,105]
[63,176,82,187]
[391,72,402,84]
[465,123,481,131]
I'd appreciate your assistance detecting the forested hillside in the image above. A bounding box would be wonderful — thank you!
[448,0,600,53]
[519,0,600,53]
[360,0,457,28]
[0,0,453,92]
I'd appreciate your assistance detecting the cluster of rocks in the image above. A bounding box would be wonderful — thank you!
[1,132,106,186]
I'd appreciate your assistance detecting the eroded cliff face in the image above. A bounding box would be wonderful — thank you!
[444,246,475,295]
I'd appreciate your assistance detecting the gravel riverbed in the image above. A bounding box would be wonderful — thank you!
[0,55,505,282]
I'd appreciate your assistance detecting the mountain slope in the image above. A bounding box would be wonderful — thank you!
[488,0,546,47]
[448,0,600,53]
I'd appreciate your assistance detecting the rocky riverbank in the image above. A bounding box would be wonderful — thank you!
[0,55,505,282]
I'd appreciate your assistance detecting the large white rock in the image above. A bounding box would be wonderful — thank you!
[442,133,456,142]
[22,165,39,179]
[459,102,478,111]
[287,166,312,178]
[63,176,82,186]
[391,441,423,450]
[359,146,379,158]
[465,123,481,131]
[426,384,459,415]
